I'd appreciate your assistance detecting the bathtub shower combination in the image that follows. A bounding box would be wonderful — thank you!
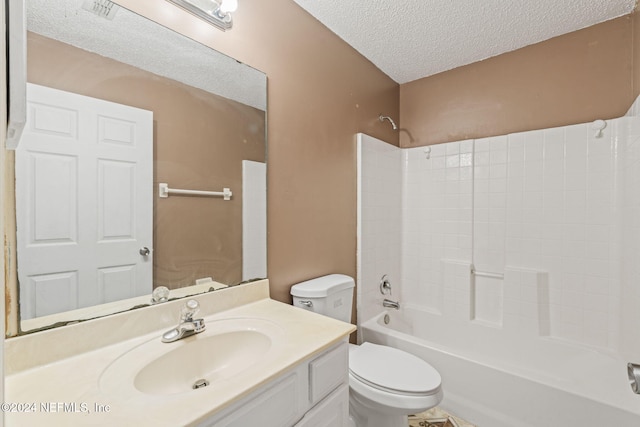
[356,104,640,426]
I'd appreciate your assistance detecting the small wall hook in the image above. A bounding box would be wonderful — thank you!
[591,119,607,138]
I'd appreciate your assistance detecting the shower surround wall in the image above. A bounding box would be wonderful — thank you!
[356,136,402,329]
[358,109,640,354]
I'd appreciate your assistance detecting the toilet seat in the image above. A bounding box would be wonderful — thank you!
[349,343,441,396]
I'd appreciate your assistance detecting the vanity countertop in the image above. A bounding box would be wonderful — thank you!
[4,281,356,426]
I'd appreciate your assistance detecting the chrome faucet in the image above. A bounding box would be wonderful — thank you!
[383,298,400,310]
[162,299,206,343]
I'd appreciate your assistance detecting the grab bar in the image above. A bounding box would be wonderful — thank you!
[158,183,232,200]
[471,266,504,280]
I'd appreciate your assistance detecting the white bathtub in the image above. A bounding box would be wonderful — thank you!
[360,308,640,427]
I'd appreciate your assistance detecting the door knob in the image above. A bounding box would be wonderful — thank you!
[139,247,151,256]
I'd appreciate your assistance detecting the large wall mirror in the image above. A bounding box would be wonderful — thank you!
[7,0,267,336]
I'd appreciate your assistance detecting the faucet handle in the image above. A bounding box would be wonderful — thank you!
[380,274,392,295]
[151,286,170,304]
[181,299,200,321]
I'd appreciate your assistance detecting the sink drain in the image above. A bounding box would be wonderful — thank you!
[193,379,210,390]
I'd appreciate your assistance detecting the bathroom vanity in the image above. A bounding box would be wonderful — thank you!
[203,341,349,426]
[4,280,355,426]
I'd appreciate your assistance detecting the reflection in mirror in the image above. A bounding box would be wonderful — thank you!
[10,0,267,335]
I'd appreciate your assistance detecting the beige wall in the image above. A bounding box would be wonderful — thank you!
[27,33,266,288]
[113,0,400,305]
[88,1,640,306]
[400,16,635,147]
[634,12,640,98]
[11,1,640,327]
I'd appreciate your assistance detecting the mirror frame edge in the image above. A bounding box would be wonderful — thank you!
[5,0,24,337]
[6,0,26,149]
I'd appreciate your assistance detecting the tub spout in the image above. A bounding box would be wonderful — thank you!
[383,299,400,310]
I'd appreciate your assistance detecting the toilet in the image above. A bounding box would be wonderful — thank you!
[291,274,443,427]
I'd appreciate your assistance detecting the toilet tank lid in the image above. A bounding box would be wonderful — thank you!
[290,274,355,298]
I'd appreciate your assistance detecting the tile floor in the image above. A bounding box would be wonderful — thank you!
[408,407,475,427]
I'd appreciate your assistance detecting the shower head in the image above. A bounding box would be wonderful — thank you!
[379,114,398,130]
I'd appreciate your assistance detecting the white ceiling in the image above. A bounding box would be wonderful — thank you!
[293,0,636,84]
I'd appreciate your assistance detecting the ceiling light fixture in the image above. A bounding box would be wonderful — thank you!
[166,0,238,31]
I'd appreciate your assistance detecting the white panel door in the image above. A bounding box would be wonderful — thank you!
[16,84,153,319]
[242,160,267,281]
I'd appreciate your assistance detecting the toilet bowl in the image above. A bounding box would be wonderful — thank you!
[348,343,442,427]
[290,274,443,427]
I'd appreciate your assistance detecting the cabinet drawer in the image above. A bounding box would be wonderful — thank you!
[308,341,348,404]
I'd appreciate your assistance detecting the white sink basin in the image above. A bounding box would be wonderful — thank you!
[99,318,284,397]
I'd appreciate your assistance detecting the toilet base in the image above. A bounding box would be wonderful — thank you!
[349,393,409,427]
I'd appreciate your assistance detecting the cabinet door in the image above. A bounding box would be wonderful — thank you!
[295,384,350,427]
[207,370,303,427]
[309,342,348,404]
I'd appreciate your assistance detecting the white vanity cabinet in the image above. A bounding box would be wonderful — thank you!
[198,340,350,427]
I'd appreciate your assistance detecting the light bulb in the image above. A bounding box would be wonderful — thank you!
[219,0,238,13]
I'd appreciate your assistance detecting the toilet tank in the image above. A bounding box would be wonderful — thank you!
[290,274,354,323]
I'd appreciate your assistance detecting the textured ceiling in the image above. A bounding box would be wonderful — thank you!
[293,0,636,84]
[27,0,266,111]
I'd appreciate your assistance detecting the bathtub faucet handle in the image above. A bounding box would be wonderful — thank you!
[380,274,392,295]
